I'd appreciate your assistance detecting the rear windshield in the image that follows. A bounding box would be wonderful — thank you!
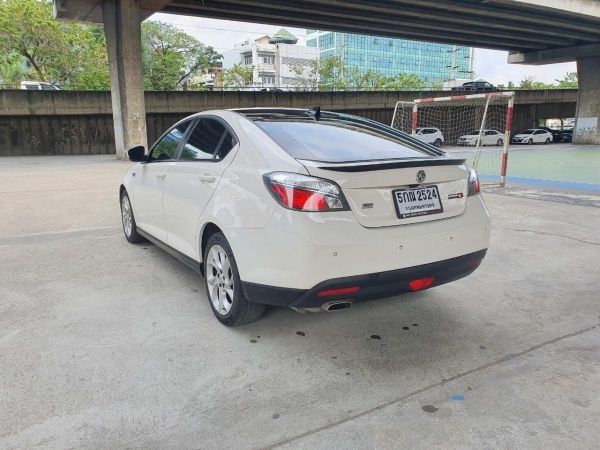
[254,120,435,162]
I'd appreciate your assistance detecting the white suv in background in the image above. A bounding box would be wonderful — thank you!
[415,127,444,147]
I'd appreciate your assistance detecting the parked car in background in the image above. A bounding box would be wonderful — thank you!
[457,129,504,146]
[512,129,553,145]
[561,129,573,143]
[538,126,573,143]
[20,81,60,91]
[451,80,498,92]
[415,127,444,147]
[119,108,490,326]
[539,127,564,143]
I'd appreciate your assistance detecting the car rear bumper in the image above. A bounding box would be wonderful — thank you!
[242,249,487,308]
[229,195,490,290]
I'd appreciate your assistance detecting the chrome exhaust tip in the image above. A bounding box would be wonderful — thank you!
[322,300,352,312]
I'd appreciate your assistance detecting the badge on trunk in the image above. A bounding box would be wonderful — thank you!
[416,170,426,183]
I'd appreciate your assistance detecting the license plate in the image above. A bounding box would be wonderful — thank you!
[393,186,443,219]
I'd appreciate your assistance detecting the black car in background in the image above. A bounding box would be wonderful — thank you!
[451,80,499,92]
[539,127,573,143]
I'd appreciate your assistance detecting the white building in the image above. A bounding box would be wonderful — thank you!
[222,29,319,90]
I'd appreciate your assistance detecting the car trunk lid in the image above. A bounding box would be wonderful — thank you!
[299,158,469,228]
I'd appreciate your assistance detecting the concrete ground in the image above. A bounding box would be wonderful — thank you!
[1,155,599,449]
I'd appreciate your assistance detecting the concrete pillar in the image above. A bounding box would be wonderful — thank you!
[512,104,537,135]
[102,0,147,159]
[573,55,600,145]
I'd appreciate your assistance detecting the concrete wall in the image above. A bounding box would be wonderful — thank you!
[0,89,577,156]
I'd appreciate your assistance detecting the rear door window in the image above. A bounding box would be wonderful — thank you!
[254,119,435,162]
[179,118,235,161]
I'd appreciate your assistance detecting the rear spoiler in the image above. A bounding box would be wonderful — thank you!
[315,158,467,173]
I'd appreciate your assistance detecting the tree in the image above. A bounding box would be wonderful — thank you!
[289,60,319,90]
[318,56,346,91]
[0,0,110,89]
[379,73,427,90]
[345,67,379,90]
[142,21,222,91]
[519,76,552,89]
[0,54,28,87]
[223,64,254,89]
[556,71,578,88]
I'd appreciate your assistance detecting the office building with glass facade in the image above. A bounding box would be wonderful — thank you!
[306,31,474,85]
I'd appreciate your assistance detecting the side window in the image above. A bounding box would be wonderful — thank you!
[535,130,545,135]
[215,131,236,160]
[180,118,226,161]
[485,131,494,135]
[150,121,190,161]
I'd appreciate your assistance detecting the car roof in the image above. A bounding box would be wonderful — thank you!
[230,107,446,156]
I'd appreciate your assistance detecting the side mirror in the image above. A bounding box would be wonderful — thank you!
[128,146,146,162]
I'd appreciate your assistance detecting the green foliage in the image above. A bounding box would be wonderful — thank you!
[555,71,578,88]
[142,21,222,91]
[519,76,552,89]
[379,73,428,90]
[318,56,346,91]
[509,72,577,90]
[0,3,220,91]
[316,56,428,91]
[289,60,319,90]
[0,0,110,89]
[0,53,28,86]
[223,63,254,88]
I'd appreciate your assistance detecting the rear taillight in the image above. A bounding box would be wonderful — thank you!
[468,168,481,196]
[318,286,360,297]
[264,172,348,212]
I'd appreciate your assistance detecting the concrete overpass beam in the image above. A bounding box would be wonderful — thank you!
[102,0,147,159]
[573,55,600,144]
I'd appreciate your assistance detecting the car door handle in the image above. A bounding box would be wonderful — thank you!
[156,173,166,181]
[199,174,216,183]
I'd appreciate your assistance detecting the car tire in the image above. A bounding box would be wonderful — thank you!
[497,138,503,146]
[528,138,534,145]
[434,138,442,147]
[545,137,551,144]
[120,190,145,244]
[204,232,265,326]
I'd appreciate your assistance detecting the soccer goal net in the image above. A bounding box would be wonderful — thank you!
[391,91,515,186]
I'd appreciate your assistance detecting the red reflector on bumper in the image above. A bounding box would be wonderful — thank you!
[318,286,361,297]
[466,258,482,270]
[408,276,435,291]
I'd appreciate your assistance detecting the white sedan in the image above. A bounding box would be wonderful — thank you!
[512,129,553,145]
[457,129,505,146]
[120,108,491,326]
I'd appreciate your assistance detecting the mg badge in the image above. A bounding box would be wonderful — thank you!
[416,170,426,183]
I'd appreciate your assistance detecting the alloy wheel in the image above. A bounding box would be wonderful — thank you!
[206,245,234,315]
[121,195,133,237]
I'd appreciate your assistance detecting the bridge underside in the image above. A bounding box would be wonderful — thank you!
[52,0,600,155]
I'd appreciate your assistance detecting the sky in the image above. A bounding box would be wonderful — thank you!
[153,13,577,86]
